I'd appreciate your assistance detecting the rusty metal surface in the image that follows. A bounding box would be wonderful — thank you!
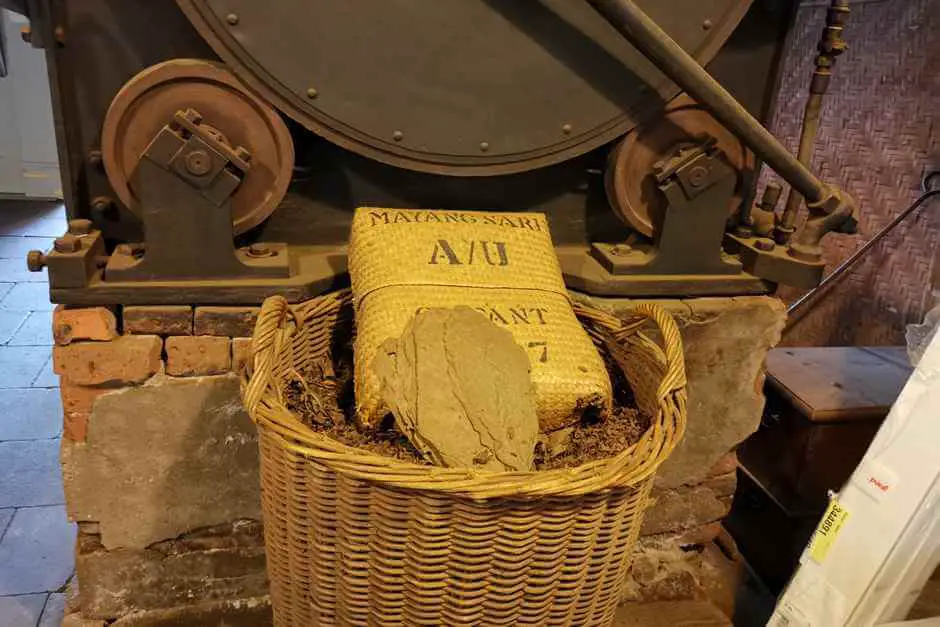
[100,59,293,235]
[176,0,752,176]
[604,94,754,237]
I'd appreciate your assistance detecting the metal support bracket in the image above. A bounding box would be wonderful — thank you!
[592,139,741,276]
[104,109,290,282]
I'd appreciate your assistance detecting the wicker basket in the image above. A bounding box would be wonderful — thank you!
[242,289,687,627]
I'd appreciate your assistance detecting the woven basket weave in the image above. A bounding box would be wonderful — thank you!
[243,289,687,627]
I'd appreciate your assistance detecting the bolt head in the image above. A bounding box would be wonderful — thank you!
[688,165,709,187]
[68,219,93,235]
[185,150,212,176]
[26,250,46,272]
[54,235,81,254]
[233,147,252,164]
[226,13,239,25]
[182,108,203,125]
[247,243,272,258]
[562,123,573,135]
[702,18,714,30]
[306,87,319,99]
[754,238,776,251]
[393,130,404,142]
[479,141,490,152]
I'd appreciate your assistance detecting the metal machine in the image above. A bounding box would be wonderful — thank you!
[4,0,857,304]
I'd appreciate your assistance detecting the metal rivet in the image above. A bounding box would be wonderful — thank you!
[562,123,573,135]
[702,18,713,30]
[393,130,404,142]
[479,141,490,152]
[226,13,239,25]
[306,87,318,99]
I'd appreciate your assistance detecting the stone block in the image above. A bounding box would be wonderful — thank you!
[76,522,267,620]
[54,336,162,386]
[62,374,261,549]
[0,505,76,595]
[62,614,106,627]
[621,534,741,609]
[123,306,193,336]
[703,472,737,499]
[109,597,271,626]
[60,383,115,442]
[194,306,259,337]
[232,337,252,375]
[583,294,785,488]
[53,306,118,345]
[165,336,231,376]
[642,484,731,536]
[0,439,64,507]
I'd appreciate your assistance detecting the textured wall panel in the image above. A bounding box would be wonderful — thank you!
[759,0,939,346]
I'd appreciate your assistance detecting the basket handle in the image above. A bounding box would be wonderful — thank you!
[243,295,294,416]
[631,302,687,400]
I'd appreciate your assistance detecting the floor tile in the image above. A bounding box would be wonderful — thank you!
[0,440,64,507]
[0,388,61,440]
[31,356,58,389]
[8,311,53,346]
[0,201,66,237]
[0,508,13,539]
[38,592,65,627]
[0,347,50,388]
[0,506,75,595]
[0,283,12,303]
[0,593,47,627]
[0,236,56,260]
[0,311,28,345]
[0,283,54,312]
[0,258,47,283]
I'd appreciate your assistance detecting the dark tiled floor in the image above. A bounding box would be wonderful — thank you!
[0,200,72,627]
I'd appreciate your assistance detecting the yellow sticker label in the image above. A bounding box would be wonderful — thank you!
[809,499,850,563]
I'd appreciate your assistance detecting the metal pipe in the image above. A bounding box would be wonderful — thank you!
[587,0,828,205]
[778,95,824,235]
[777,0,850,243]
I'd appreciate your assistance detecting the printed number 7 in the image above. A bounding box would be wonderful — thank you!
[527,341,548,363]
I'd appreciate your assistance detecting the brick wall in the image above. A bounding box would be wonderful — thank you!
[53,305,272,625]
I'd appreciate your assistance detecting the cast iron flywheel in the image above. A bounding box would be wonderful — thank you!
[176,0,752,176]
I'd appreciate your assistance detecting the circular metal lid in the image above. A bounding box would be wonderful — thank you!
[177,0,752,176]
[101,59,294,235]
[605,95,755,237]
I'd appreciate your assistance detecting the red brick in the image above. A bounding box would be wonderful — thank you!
[123,306,193,336]
[231,337,253,375]
[60,382,113,442]
[194,307,259,337]
[53,306,118,345]
[54,336,162,385]
[166,336,231,376]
